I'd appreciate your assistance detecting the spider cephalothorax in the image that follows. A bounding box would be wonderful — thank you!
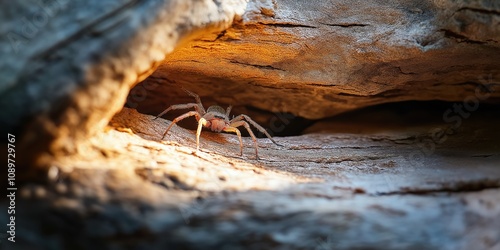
[154,89,280,159]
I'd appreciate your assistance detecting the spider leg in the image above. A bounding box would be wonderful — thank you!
[222,126,243,156]
[225,105,233,118]
[154,103,201,120]
[231,115,282,147]
[183,88,206,114]
[230,120,259,159]
[162,111,201,139]
[196,118,208,152]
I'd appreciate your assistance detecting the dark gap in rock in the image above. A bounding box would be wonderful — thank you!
[457,7,500,16]
[378,179,500,195]
[304,101,500,134]
[256,21,317,29]
[440,29,486,44]
[124,77,500,139]
[125,83,315,138]
[244,106,315,137]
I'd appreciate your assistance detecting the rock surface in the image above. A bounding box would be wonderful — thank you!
[2,0,499,166]
[0,0,247,166]
[4,106,499,249]
[1,0,500,249]
[134,0,500,120]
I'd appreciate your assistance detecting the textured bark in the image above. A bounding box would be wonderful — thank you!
[6,107,500,249]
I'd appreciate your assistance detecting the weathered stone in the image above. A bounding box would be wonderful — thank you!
[0,0,247,166]
[1,1,500,249]
[134,0,500,120]
[5,107,499,249]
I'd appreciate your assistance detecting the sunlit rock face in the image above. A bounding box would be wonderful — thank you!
[135,0,500,120]
[1,1,500,249]
[2,0,499,165]
[0,0,247,165]
[12,106,500,250]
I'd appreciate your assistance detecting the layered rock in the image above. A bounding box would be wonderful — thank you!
[9,107,500,249]
[0,0,247,166]
[135,0,500,120]
[1,1,500,249]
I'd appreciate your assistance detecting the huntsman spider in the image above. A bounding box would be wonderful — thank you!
[154,90,281,159]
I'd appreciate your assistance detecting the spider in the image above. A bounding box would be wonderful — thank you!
[154,89,281,159]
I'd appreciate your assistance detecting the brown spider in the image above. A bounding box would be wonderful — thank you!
[154,89,281,159]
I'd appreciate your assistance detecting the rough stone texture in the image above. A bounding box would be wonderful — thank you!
[4,107,499,249]
[134,0,500,120]
[2,0,500,249]
[0,0,247,166]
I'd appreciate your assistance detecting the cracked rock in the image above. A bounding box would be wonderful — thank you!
[133,0,500,121]
[1,0,500,249]
[4,105,500,249]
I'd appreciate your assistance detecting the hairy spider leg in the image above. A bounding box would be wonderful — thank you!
[162,111,201,139]
[154,103,201,120]
[230,120,260,159]
[231,115,282,146]
[196,118,208,152]
[183,89,206,113]
[225,105,233,119]
[222,126,243,156]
